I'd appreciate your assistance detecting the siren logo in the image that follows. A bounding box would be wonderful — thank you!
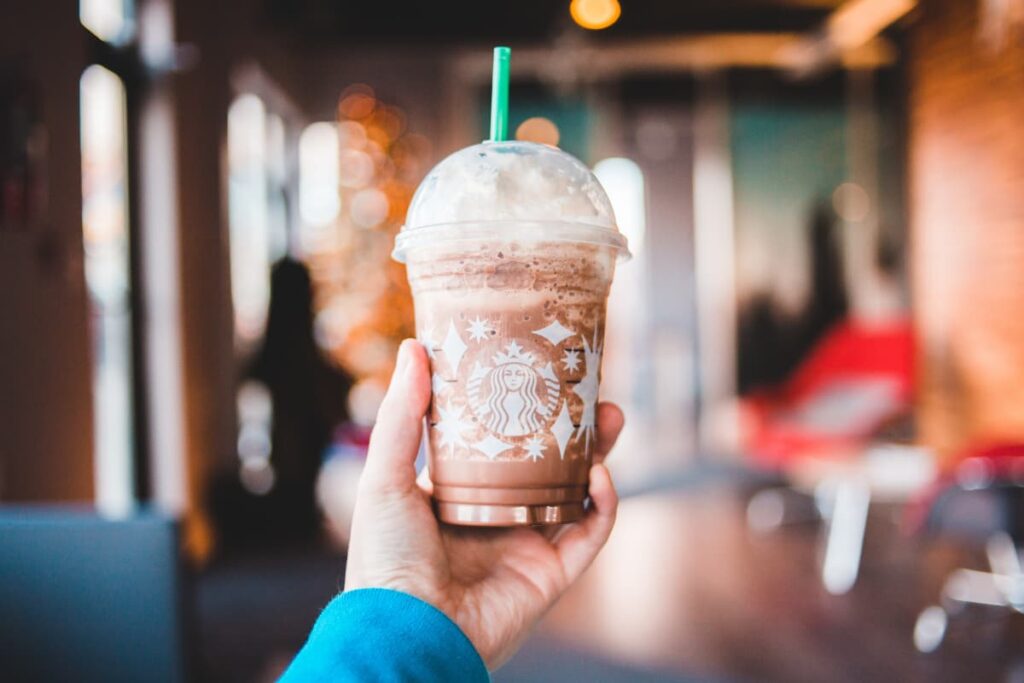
[467,341,560,437]
[425,314,599,461]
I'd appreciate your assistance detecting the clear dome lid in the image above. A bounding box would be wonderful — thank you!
[393,141,629,262]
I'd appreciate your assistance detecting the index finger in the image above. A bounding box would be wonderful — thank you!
[592,402,624,465]
[554,463,618,582]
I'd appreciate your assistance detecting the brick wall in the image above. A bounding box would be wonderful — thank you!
[909,0,1024,456]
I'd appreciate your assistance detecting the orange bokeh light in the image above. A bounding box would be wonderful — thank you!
[338,83,377,120]
[570,0,621,30]
[515,117,561,147]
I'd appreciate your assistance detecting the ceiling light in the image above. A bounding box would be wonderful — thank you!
[570,0,621,31]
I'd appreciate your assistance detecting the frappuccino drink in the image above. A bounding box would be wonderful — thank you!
[391,48,629,526]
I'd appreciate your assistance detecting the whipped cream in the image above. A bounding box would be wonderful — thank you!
[403,141,617,230]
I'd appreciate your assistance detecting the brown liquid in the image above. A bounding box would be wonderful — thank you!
[406,241,615,526]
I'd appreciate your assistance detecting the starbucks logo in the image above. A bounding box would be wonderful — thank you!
[467,340,561,437]
[425,314,597,461]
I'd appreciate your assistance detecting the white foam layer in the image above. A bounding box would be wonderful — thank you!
[405,141,616,229]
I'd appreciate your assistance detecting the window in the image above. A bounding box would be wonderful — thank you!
[227,94,289,345]
[80,64,134,516]
[594,158,646,254]
[593,157,655,479]
[80,0,134,44]
[298,122,341,244]
[81,0,196,516]
[227,95,271,344]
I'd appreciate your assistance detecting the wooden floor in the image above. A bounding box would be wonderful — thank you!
[196,486,1024,682]
[502,488,1024,683]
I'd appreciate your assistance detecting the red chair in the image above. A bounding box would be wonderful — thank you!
[744,316,915,469]
[743,316,922,594]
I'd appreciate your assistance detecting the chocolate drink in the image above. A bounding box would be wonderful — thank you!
[393,141,629,526]
[407,241,615,525]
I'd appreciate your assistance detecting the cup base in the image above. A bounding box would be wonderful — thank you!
[435,501,585,527]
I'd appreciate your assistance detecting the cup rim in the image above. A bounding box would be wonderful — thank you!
[392,219,631,263]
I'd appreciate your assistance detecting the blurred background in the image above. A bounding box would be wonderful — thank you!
[3,0,1024,680]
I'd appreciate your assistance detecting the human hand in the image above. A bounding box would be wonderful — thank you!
[344,339,623,670]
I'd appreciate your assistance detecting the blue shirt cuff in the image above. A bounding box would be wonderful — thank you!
[280,588,489,682]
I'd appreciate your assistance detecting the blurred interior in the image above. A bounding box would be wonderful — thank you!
[4,0,1024,680]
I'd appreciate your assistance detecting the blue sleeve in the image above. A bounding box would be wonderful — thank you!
[280,588,490,683]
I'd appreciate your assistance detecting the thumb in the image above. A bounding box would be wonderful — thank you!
[359,339,432,494]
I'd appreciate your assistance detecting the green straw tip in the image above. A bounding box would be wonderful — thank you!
[489,46,512,142]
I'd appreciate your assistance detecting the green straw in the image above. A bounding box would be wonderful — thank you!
[489,46,511,142]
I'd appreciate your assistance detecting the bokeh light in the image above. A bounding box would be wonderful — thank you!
[338,84,377,120]
[239,457,275,495]
[570,0,622,30]
[832,181,871,222]
[337,120,368,149]
[347,378,387,427]
[515,116,561,146]
[301,85,426,381]
[338,149,375,188]
[376,106,406,141]
[350,188,390,228]
[298,122,341,226]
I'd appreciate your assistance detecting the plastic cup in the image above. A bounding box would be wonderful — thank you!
[393,140,629,526]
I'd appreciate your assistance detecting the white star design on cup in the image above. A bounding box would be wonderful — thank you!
[572,330,602,451]
[550,400,576,460]
[533,320,576,346]
[433,401,471,454]
[466,316,493,342]
[523,435,546,462]
[440,319,468,372]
